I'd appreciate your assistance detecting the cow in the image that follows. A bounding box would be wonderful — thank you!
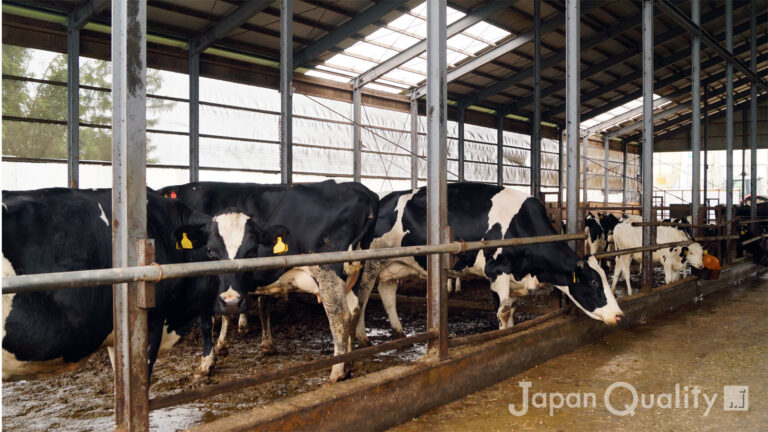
[585,213,607,256]
[610,217,705,295]
[354,183,624,346]
[158,180,378,382]
[2,188,215,380]
[598,213,621,239]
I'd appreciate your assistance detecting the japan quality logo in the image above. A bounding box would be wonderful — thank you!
[723,386,749,411]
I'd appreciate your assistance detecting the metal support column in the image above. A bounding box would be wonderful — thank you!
[641,0,654,293]
[691,0,701,223]
[111,0,149,430]
[725,0,734,231]
[741,104,748,203]
[458,104,465,182]
[703,85,708,213]
[280,0,293,184]
[425,0,447,359]
[531,0,542,198]
[622,141,628,204]
[749,0,758,218]
[188,52,200,182]
[557,126,563,209]
[67,19,80,188]
[565,0,580,250]
[603,136,610,204]
[497,112,504,186]
[352,79,362,182]
[582,135,588,204]
[410,93,419,189]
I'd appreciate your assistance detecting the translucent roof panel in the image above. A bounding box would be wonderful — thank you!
[581,94,662,132]
[308,2,511,91]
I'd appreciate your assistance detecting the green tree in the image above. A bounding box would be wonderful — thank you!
[2,45,172,162]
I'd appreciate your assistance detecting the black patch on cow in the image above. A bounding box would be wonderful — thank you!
[585,218,604,243]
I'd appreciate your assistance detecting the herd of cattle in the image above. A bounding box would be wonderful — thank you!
[3,181,766,385]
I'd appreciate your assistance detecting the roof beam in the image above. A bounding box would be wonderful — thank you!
[584,96,675,136]
[189,0,274,55]
[460,2,647,108]
[656,0,768,92]
[411,2,597,100]
[293,0,408,68]
[355,1,515,88]
[70,0,109,30]
[505,5,726,114]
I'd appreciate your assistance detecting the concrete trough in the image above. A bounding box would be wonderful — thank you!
[189,260,762,432]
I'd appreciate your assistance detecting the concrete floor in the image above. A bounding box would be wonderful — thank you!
[392,271,768,432]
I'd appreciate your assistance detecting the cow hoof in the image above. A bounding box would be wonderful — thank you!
[391,329,405,339]
[194,368,212,379]
[261,341,277,355]
[357,337,371,348]
[327,369,351,384]
[215,344,229,357]
[498,305,512,326]
[237,326,249,336]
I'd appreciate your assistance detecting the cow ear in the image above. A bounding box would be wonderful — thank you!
[597,212,604,218]
[259,225,290,254]
[576,259,586,269]
[174,224,208,250]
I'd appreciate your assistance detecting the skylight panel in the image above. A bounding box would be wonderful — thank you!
[381,68,426,85]
[305,70,350,83]
[446,49,469,67]
[344,42,399,63]
[447,33,489,56]
[324,53,378,72]
[365,28,420,51]
[464,21,511,43]
[388,12,425,37]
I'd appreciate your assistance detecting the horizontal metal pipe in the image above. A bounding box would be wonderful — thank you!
[699,235,740,241]
[149,331,436,410]
[449,308,566,348]
[2,233,587,294]
[742,233,768,245]
[631,221,725,229]
[593,240,693,260]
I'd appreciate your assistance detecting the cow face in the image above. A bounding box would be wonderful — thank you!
[203,211,289,315]
[563,256,623,325]
[682,243,704,269]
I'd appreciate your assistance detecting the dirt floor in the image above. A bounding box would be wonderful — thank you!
[0,264,680,431]
[391,270,768,432]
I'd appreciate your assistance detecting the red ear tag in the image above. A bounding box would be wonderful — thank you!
[170,191,177,199]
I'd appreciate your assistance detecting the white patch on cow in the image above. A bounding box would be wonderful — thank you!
[213,212,250,259]
[3,254,16,341]
[345,290,359,316]
[586,256,623,324]
[371,191,418,250]
[510,274,539,296]
[219,287,240,303]
[470,188,529,272]
[2,202,7,211]
[158,324,182,356]
[97,203,109,226]
[263,266,320,295]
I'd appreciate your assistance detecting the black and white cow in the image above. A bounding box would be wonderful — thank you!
[158,180,378,382]
[2,188,214,380]
[355,183,624,345]
[585,213,606,256]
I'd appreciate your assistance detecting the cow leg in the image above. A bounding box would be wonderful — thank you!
[146,316,164,379]
[195,312,216,378]
[215,315,230,356]
[237,313,249,335]
[107,347,115,371]
[610,256,621,293]
[257,296,276,355]
[378,279,404,339]
[491,274,515,329]
[623,256,633,296]
[313,266,353,383]
[354,260,381,347]
[454,278,461,292]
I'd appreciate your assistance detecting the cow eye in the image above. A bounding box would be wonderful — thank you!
[206,247,218,258]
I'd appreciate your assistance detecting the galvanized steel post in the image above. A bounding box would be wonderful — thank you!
[603,136,609,204]
[725,0,733,232]
[280,0,293,184]
[641,0,654,293]
[703,84,708,215]
[66,19,80,189]
[531,0,542,198]
[111,0,149,429]
[458,104,465,182]
[557,126,563,209]
[750,0,758,218]
[497,112,504,186]
[410,92,419,189]
[426,0,448,359]
[565,0,580,250]
[691,0,701,223]
[582,135,588,204]
[622,141,628,204]
[188,51,200,182]
[352,79,362,182]
[741,104,748,203]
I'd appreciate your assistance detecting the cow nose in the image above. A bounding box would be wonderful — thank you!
[614,312,624,323]
[218,288,246,314]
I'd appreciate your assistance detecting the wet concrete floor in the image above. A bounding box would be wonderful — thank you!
[391,271,768,432]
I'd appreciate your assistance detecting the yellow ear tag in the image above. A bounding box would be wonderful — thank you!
[178,232,193,250]
[273,236,288,255]
[572,272,577,283]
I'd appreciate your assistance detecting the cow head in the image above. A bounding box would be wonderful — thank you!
[681,242,704,269]
[561,256,623,325]
[176,209,289,315]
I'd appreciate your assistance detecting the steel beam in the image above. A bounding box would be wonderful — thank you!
[410,93,419,189]
[357,1,512,87]
[725,0,734,231]
[582,135,588,204]
[691,0,701,224]
[565,0,579,251]
[189,0,273,55]
[622,141,628,203]
[71,0,109,30]
[586,96,674,136]
[641,0,654,293]
[294,0,407,68]
[656,0,768,92]
[67,19,80,189]
[605,104,689,140]
[458,104,465,182]
[111,0,149,430]
[558,126,563,209]
[352,79,362,182]
[603,136,609,205]
[741,103,748,203]
[280,0,292,184]
[531,0,542,198]
[750,0,758,217]
[188,52,200,182]
[425,0,447,359]
[497,113,504,186]
[703,85,708,210]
